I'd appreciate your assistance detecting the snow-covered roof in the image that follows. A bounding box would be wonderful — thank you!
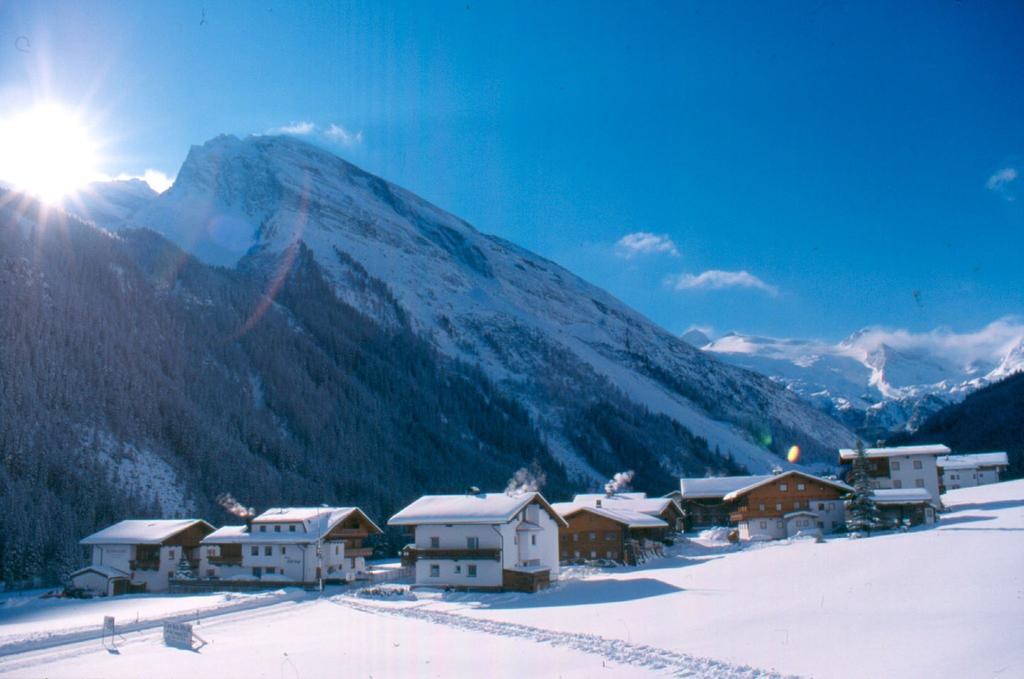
[937,452,1009,470]
[388,492,567,527]
[70,564,129,579]
[871,488,935,505]
[570,493,679,517]
[722,471,853,501]
[783,511,820,519]
[679,475,774,499]
[253,507,382,535]
[203,507,381,544]
[839,444,950,461]
[552,502,669,529]
[80,519,213,545]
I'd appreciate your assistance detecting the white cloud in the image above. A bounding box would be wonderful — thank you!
[324,123,364,147]
[665,269,778,296]
[614,232,679,259]
[840,316,1024,369]
[269,121,316,136]
[986,167,1017,191]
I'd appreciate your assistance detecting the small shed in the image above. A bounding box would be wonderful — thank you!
[69,564,130,596]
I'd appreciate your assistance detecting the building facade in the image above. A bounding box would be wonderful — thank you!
[725,471,852,541]
[938,452,1009,492]
[73,519,215,595]
[389,491,566,592]
[676,475,773,530]
[552,503,668,564]
[199,507,381,585]
[839,444,948,506]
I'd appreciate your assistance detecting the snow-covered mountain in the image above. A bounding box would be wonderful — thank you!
[692,324,1024,437]
[87,134,855,474]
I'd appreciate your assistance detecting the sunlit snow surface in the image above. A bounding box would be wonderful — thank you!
[2,480,1021,678]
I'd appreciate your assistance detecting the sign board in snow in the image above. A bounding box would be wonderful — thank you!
[163,622,193,650]
[102,616,115,636]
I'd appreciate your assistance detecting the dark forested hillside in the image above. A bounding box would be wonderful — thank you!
[891,371,1024,478]
[0,191,735,588]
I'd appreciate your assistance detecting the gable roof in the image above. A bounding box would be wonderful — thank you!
[871,488,936,505]
[570,493,681,517]
[80,519,213,546]
[552,503,669,529]
[839,444,950,461]
[388,492,568,527]
[70,564,129,579]
[937,452,1009,470]
[722,471,852,502]
[203,507,382,544]
[679,475,774,499]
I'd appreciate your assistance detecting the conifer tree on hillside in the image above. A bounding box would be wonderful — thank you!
[846,439,881,537]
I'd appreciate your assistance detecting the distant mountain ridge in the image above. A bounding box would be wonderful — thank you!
[689,326,1024,439]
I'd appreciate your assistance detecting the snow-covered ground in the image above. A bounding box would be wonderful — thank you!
[2,480,1021,678]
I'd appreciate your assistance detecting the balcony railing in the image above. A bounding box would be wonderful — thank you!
[346,547,374,558]
[331,528,370,538]
[209,555,243,566]
[402,547,501,562]
[130,559,161,571]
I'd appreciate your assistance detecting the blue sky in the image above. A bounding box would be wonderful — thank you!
[1,0,1022,342]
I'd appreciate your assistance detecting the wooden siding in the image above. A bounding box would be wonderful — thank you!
[730,476,847,522]
[559,512,625,562]
[161,521,215,548]
[502,568,550,593]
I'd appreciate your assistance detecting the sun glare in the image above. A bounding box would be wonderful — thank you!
[0,103,100,204]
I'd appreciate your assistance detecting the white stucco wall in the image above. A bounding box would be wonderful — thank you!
[90,544,180,592]
[881,455,942,505]
[70,570,115,595]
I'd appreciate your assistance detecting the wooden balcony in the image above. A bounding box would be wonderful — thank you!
[346,547,374,558]
[330,528,370,538]
[402,547,501,562]
[130,559,160,571]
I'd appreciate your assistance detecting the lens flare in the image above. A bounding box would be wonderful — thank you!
[787,445,801,463]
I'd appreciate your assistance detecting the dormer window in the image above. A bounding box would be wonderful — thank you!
[779,483,788,492]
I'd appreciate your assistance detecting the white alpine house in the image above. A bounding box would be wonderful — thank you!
[199,507,382,584]
[388,490,568,592]
[937,452,1010,491]
[839,443,949,506]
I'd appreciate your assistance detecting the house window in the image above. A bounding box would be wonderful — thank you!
[776,520,783,529]
[775,503,782,511]
[818,503,825,511]
[467,536,479,549]
[252,567,262,577]
[894,479,903,489]
[758,503,765,511]
[430,536,440,549]
[915,479,925,488]
[454,565,461,574]
[280,546,286,555]
[289,525,296,532]
[759,520,767,529]
[588,532,596,540]
[797,483,805,491]
[572,533,579,542]
[574,551,580,558]
[531,534,537,546]
[266,567,275,574]
[913,460,923,470]
[892,461,901,471]
[264,546,272,556]
[251,546,259,556]
[168,549,175,560]
[605,532,616,541]
[606,551,614,559]
[259,526,266,532]
[779,483,788,491]
[467,565,477,578]
[590,551,597,558]
[429,564,439,577]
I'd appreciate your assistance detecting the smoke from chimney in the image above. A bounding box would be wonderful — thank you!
[604,470,635,496]
[505,466,546,496]
[217,492,254,519]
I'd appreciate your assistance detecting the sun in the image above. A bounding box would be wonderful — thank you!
[0,102,101,204]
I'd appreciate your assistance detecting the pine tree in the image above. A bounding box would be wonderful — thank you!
[846,439,881,536]
[174,554,196,581]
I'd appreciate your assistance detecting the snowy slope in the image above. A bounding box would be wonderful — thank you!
[703,327,1024,435]
[117,135,854,474]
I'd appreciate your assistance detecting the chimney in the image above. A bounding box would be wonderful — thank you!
[467,486,482,496]
[771,465,783,476]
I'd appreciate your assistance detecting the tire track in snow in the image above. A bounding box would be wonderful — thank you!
[334,598,797,679]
